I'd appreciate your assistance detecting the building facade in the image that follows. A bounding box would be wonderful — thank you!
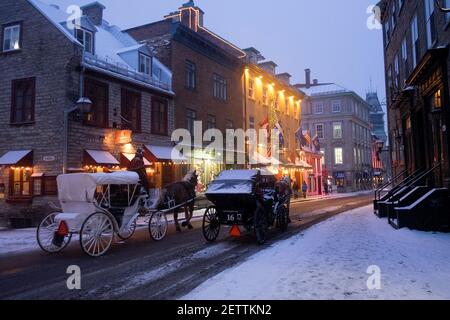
[379,0,450,189]
[126,0,245,190]
[241,48,307,183]
[0,0,175,226]
[297,70,373,193]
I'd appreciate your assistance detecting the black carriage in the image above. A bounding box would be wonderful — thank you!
[202,169,290,244]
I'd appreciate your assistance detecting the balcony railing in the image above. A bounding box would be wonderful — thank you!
[83,54,171,91]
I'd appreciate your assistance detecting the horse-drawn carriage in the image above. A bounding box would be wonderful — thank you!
[37,171,168,257]
[202,169,290,244]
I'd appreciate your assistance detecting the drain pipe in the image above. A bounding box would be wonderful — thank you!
[62,66,88,174]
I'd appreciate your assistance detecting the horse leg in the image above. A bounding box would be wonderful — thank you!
[174,210,181,232]
[181,206,190,228]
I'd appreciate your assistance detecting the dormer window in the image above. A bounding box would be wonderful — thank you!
[139,53,152,75]
[76,28,93,54]
[2,22,22,52]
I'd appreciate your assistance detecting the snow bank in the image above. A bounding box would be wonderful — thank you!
[184,205,450,300]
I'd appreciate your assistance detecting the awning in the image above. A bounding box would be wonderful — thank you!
[121,153,152,167]
[0,150,33,166]
[84,150,120,166]
[295,159,313,169]
[144,145,186,162]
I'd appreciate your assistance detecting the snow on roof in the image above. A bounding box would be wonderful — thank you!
[27,0,81,46]
[27,0,172,93]
[0,150,32,165]
[299,83,350,97]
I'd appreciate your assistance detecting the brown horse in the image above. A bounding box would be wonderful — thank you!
[157,171,198,232]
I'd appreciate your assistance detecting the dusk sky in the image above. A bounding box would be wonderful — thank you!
[50,0,386,103]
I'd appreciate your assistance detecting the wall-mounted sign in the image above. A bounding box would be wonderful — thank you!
[115,130,132,145]
[43,156,56,162]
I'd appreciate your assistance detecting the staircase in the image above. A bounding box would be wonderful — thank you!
[375,163,450,231]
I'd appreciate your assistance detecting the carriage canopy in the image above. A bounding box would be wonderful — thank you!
[57,172,140,202]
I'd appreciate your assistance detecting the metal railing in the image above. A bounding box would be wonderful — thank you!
[83,55,171,91]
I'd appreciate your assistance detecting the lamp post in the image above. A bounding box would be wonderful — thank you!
[62,98,93,174]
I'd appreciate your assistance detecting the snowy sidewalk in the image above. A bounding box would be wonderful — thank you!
[184,205,450,300]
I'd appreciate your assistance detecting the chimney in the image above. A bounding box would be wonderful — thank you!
[276,73,292,85]
[179,0,203,31]
[305,69,311,88]
[313,79,318,85]
[81,2,106,26]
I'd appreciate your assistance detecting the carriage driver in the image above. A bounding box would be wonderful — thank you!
[128,148,150,195]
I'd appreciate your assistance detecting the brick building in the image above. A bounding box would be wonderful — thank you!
[126,0,245,189]
[0,0,175,226]
[296,69,373,193]
[379,0,450,189]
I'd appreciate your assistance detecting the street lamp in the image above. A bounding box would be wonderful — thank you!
[62,98,93,174]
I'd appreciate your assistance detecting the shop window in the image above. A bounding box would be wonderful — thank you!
[43,176,57,196]
[9,168,32,198]
[0,183,5,199]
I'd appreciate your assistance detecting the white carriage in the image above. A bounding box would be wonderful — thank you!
[36,171,168,257]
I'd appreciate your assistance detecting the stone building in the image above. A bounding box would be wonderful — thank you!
[379,0,450,188]
[0,0,175,226]
[296,69,373,193]
[126,0,245,189]
[241,48,307,183]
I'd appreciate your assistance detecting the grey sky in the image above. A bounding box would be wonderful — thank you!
[50,0,386,102]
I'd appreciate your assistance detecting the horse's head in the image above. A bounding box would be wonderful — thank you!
[184,170,198,187]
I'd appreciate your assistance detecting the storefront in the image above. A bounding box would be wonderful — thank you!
[83,149,122,173]
[144,145,186,189]
[0,150,34,203]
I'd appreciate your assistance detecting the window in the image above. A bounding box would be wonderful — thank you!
[121,89,141,132]
[11,77,35,124]
[424,0,436,48]
[431,89,442,110]
[84,78,109,128]
[411,15,419,68]
[249,116,255,129]
[313,102,324,114]
[391,2,396,30]
[387,65,393,100]
[248,79,255,99]
[401,36,409,78]
[315,124,324,139]
[213,73,227,101]
[75,28,93,54]
[2,23,21,52]
[385,20,391,44]
[320,148,325,165]
[139,53,152,75]
[394,53,400,89]
[333,122,342,139]
[446,0,450,23]
[151,99,168,135]
[0,183,5,199]
[334,148,343,165]
[186,108,196,135]
[207,114,216,129]
[262,87,269,105]
[332,100,342,113]
[43,176,57,196]
[9,168,31,198]
[185,60,196,89]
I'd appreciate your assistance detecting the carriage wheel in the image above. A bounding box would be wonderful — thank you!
[117,218,137,241]
[203,206,221,242]
[276,205,288,233]
[37,212,72,254]
[80,212,114,257]
[254,204,268,245]
[149,211,168,241]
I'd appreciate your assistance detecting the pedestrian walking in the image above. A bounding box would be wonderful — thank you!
[292,180,300,199]
[302,181,308,199]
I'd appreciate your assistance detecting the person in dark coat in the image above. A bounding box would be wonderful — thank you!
[292,180,300,199]
[128,148,150,195]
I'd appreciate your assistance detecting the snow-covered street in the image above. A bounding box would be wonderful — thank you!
[185,205,450,300]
